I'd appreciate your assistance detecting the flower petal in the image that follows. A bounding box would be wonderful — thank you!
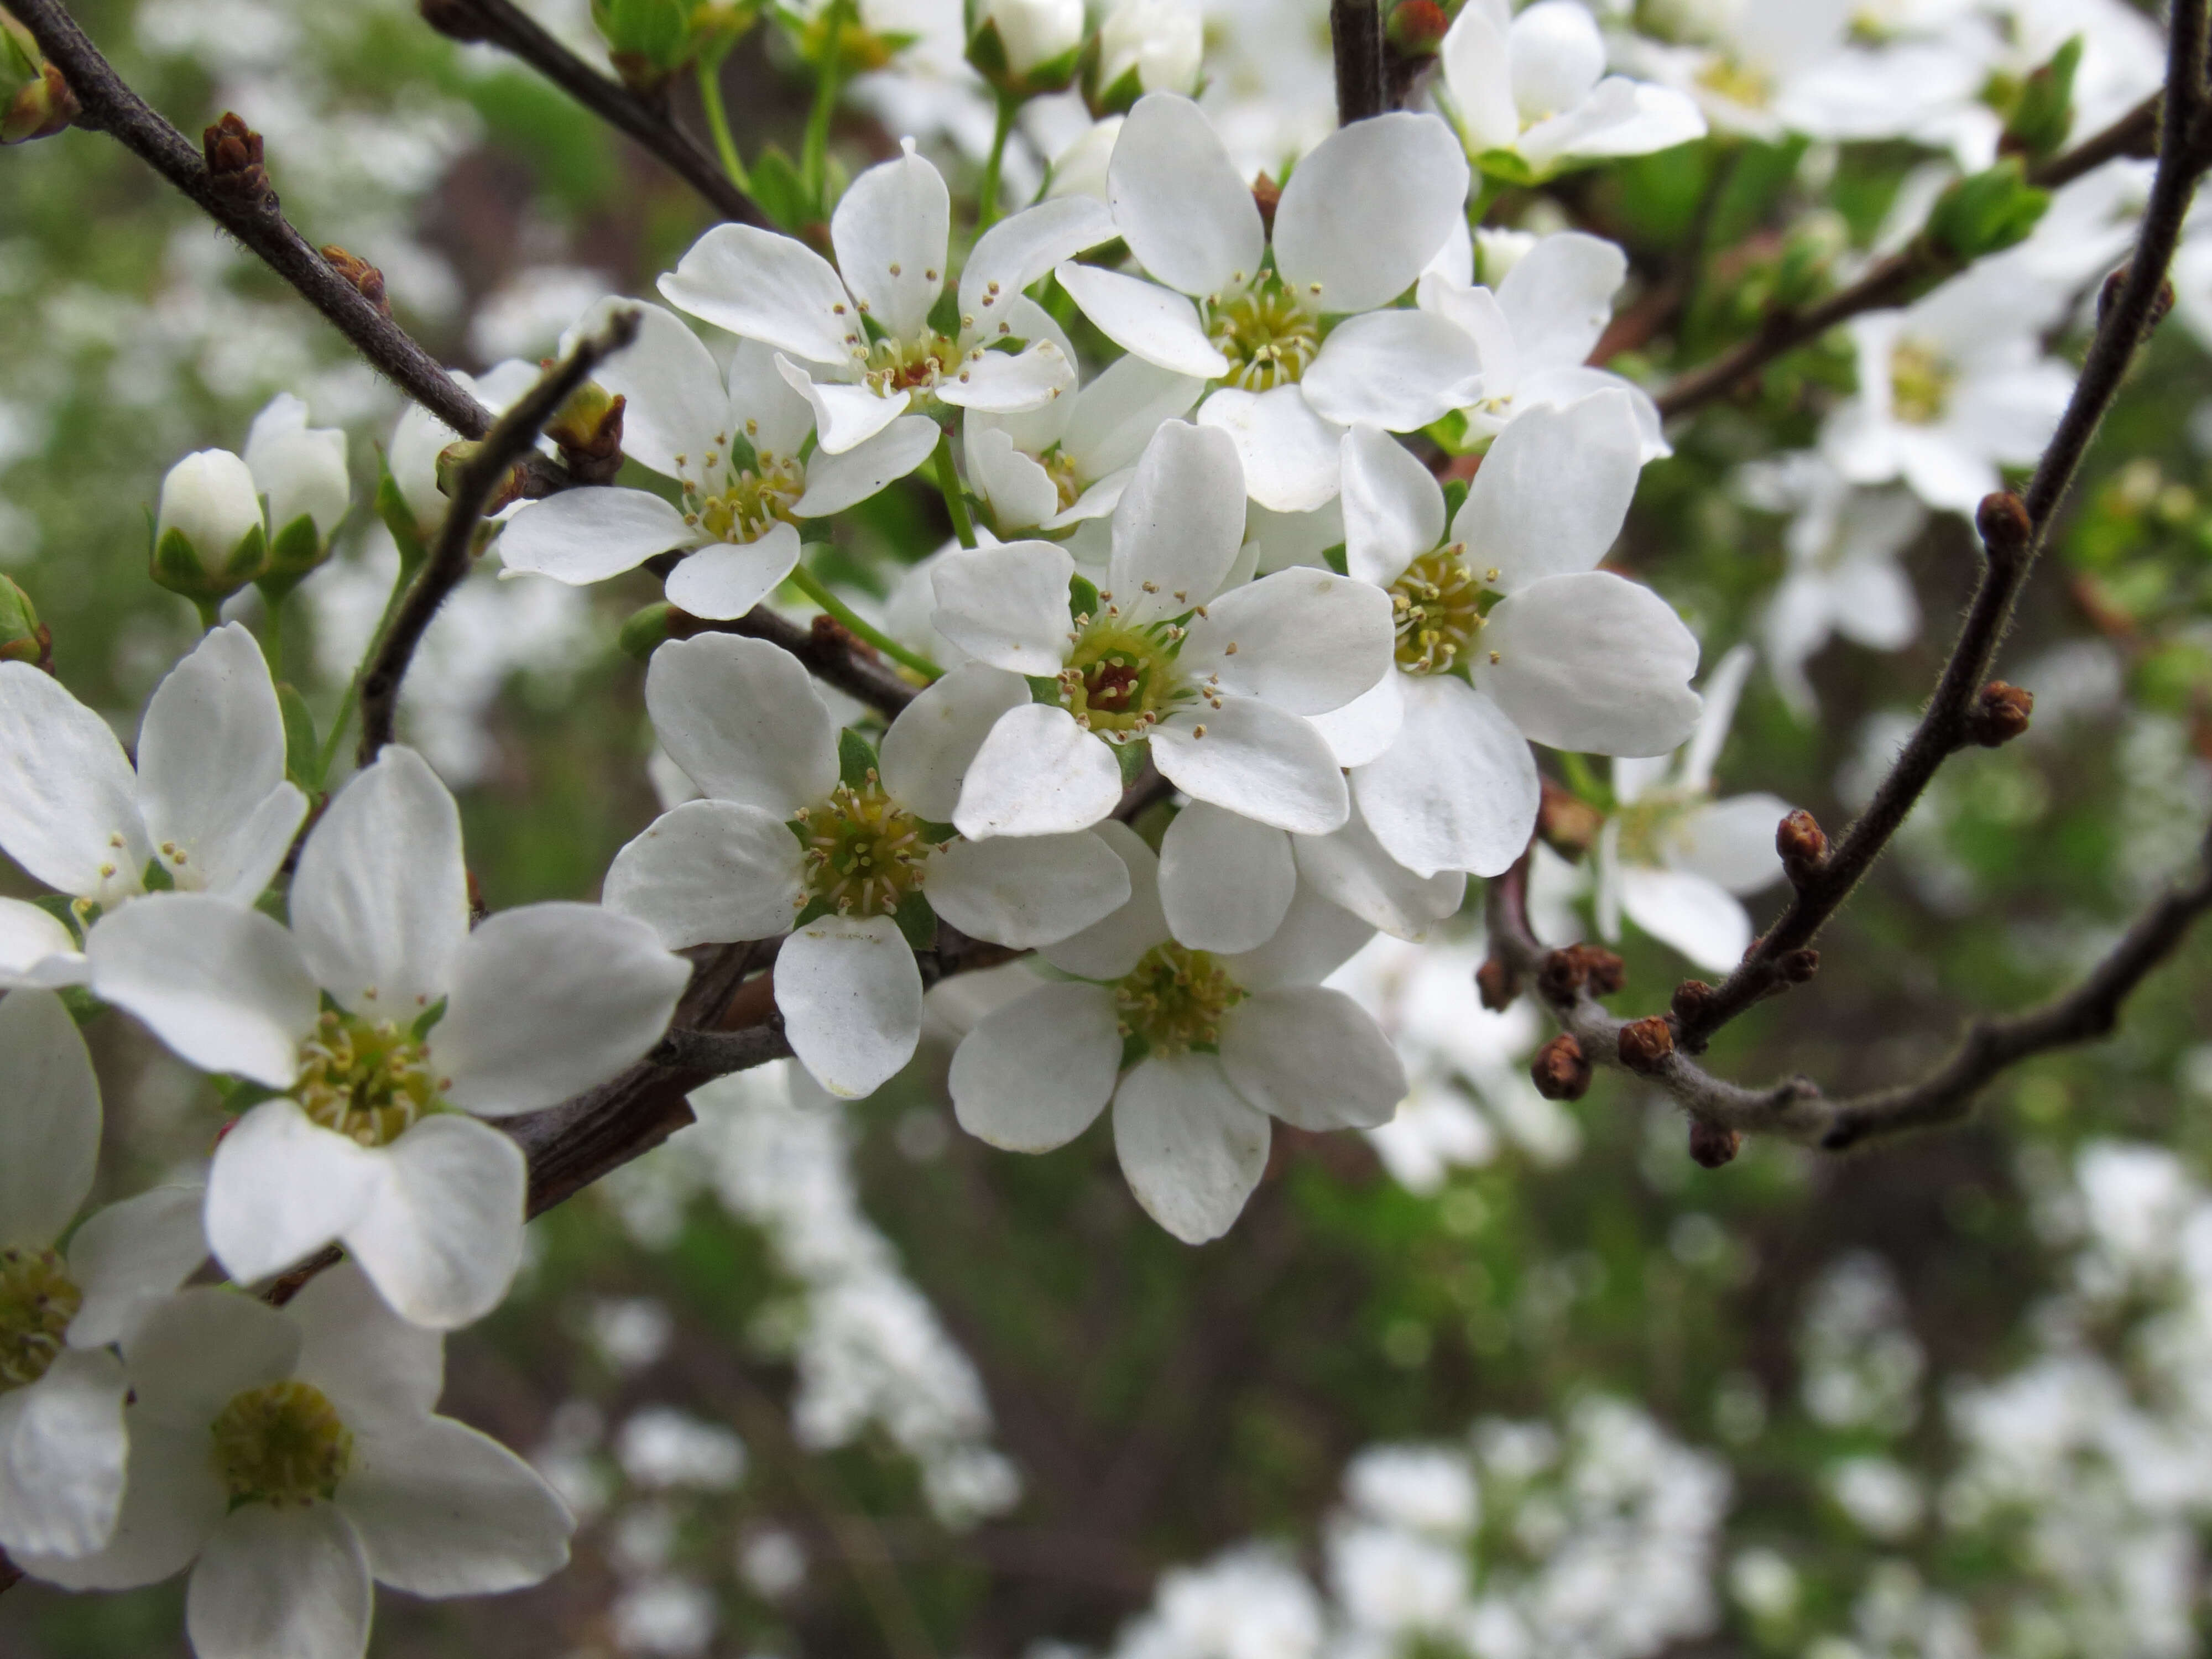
[953,703,1128,839]
[1108,420,1247,622]
[965,424,1063,534]
[927,829,1131,948]
[1451,390,1641,592]
[1340,426,1446,587]
[1618,865,1751,973]
[1292,805,1464,939]
[17,1406,223,1590]
[1063,354,1209,478]
[339,1414,572,1597]
[830,143,951,345]
[1151,698,1349,836]
[1679,640,1756,792]
[204,1100,384,1287]
[658,223,860,367]
[662,521,804,620]
[1108,93,1266,298]
[1156,801,1295,952]
[293,746,469,1018]
[1040,820,1171,979]
[776,355,907,454]
[345,1115,526,1331]
[0,660,148,905]
[0,987,99,1248]
[1301,311,1484,431]
[933,339,1078,414]
[880,663,1035,823]
[286,1260,443,1428]
[793,414,940,517]
[1112,1055,1271,1244]
[498,487,697,585]
[123,1288,299,1432]
[1441,4,1520,150]
[0,896,85,990]
[775,914,923,1099]
[1494,231,1627,368]
[1352,676,1537,878]
[961,194,1119,332]
[1478,570,1702,755]
[1667,793,1792,897]
[950,980,1123,1151]
[86,894,319,1087]
[435,904,690,1117]
[645,632,839,815]
[0,1347,129,1560]
[1223,882,1375,991]
[185,1501,372,1659]
[930,539,1076,675]
[604,799,804,950]
[1219,985,1406,1130]
[562,298,728,478]
[66,1185,207,1348]
[1197,385,1343,514]
[1178,567,1394,714]
[1055,262,1231,379]
[1273,113,1470,314]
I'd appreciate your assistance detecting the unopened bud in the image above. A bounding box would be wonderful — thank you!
[1778,947,1820,983]
[1670,979,1714,1022]
[1975,491,2033,561]
[1688,1119,1742,1168]
[1567,943,1624,996]
[321,246,389,317]
[1475,953,1519,1012]
[0,575,50,669]
[1093,0,1203,107]
[153,450,267,615]
[1250,174,1282,237]
[203,113,274,207]
[433,441,526,518]
[1776,808,1827,885]
[1967,680,2034,747]
[1616,1015,1674,1073]
[620,601,683,660]
[546,380,627,486]
[1538,777,1603,860]
[2,18,77,145]
[2098,265,2176,339]
[1385,0,1449,55]
[244,395,350,602]
[1537,948,1586,1001]
[974,0,1084,78]
[1530,1034,1591,1101]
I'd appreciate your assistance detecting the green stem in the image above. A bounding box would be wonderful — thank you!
[787,565,943,681]
[801,6,847,211]
[932,434,977,550]
[1468,171,1506,231]
[318,557,416,781]
[695,53,750,194]
[977,92,1018,231]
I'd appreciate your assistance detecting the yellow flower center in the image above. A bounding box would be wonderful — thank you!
[1888,340,1955,425]
[1058,617,1195,739]
[1115,943,1246,1056]
[293,1011,442,1147]
[1389,545,1485,675]
[796,775,930,919]
[1043,448,1084,514]
[1205,273,1321,392]
[1612,791,1692,868]
[1695,55,1773,109]
[860,331,961,399]
[0,1246,79,1391]
[211,1380,355,1507]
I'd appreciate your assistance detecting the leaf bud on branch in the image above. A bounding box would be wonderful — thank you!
[1776,809,1828,887]
[1616,1016,1675,1074]
[1530,1034,1592,1101]
[1966,681,2035,747]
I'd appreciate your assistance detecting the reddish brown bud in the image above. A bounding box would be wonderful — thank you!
[1688,1120,1743,1168]
[1475,953,1520,1012]
[1975,491,2032,561]
[1616,1015,1674,1073]
[1778,947,1820,983]
[1537,948,1586,1001]
[1966,680,2034,747]
[320,245,389,317]
[203,113,274,207]
[1538,777,1604,860]
[1567,943,1625,996]
[1251,174,1282,236]
[1386,0,1451,55]
[1776,808,1827,885]
[1530,1034,1591,1100]
[1670,979,1714,1022]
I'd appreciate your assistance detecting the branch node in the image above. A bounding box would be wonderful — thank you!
[1536,948,1587,1002]
[1966,680,2035,747]
[1531,1034,1592,1100]
[1776,808,1829,887]
[202,112,274,209]
[1687,1119,1743,1168]
[1777,946,1821,984]
[1670,978,1714,1022]
[1617,1015,1675,1074]
[1475,951,1520,1012]
[1975,489,2034,564]
[2099,263,2177,337]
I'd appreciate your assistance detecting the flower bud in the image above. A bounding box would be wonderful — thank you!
[1975,490,2033,561]
[1385,0,1449,56]
[2,16,77,146]
[1567,944,1625,997]
[972,0,1085,90]
[1530,1034,1591,1101]
[202,113,274,208]
[244,393,351,544]
[1616,1015,1674,1073]
[1094,0,1202,106]
[1537,947,1586,1001]
[1776,808,1826,886]
[321,244,390,317]
[1967,680,2034,747]
[153,450,267,614]
[1475,952,1519,1012]
[1670,979,1713,1022]
[546,380,627,486]
[1474,228,1540,287]
[1046,116,1122,202]
[0,574,50,669]
[1687,1119,1741,1169]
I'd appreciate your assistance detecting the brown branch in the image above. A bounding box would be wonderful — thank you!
[1329,0,1386,124]
[422,0,766,228]
[1648,91,2167,421]
[697,606,923,714]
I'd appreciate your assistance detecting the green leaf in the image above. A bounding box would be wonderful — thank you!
[748,146,815,233]
[374,453,429,573]
[837,727,881,790]
[277,682,321,792]
[1069,573,1101,622]
[1927,160,2049,260]
[894,890,938,951]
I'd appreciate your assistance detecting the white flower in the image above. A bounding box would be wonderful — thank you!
[1441,0,1705,179]
[497,301,939,619]
[1736,452,1923,715]
[1046,115,1124,201]
[607,634,1132,1098]
[979,0,1083,75]
[155,450,263,568]
[1098,0,1204,98]
[17,1266,573,1659]
[948,826,1401,1243]
[241,393,351,544]
[659,140,1114,456]
[83,745,690,1328]
[1596,645,1791,972]
[388,360,543,540]
[1417,231,1670,460]
[0,989,207,1561]
[1333,406,1702,880]
[931,421,1395,839]
[0,622,307,987]
[1819,261,2075,515]
[1057,92,1477,512]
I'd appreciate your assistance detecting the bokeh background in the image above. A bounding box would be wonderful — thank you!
[4,0,2212,1653]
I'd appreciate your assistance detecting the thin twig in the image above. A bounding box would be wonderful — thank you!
[423,0,766,228]
[691,605,923,713]
[356,310,640,764]
[1329,0,1386,124]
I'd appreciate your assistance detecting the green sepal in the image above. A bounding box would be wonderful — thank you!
[1321,541,1348,577]
[916,819,959,844]
[1441,479,1470,523]
[58,986,106,1027]
[792,895,837,930]
[1025,673,1061,702]
[1089,62,1145,117]
[374,455,429,574]
[837,727,881,790]
[893,889,937,951]
[1114,736,1150,787]
[29,891,82,942]
[927,284,963,338]
[259,513,329,600]
[619,602,679,660]
[1472,147,1540,187]
[411,996,449,1040]
[748,145,816,233]
[1118,1031,1148,1070]
[1069,573,1101,622]
[211,1074,283,1110]
[140,856,175,894]
[277,682,322,792]
[255,887,290,927]
[799,518,838,544]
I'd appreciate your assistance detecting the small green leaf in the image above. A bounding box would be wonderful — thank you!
[837,727,880,790]
[916,820,959,844]
[1070,573,1101,622]
[374,455,429,573]
[277,682,321,792]
[894,890,938,951]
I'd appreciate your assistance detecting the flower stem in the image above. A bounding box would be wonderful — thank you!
[786,564,943,681]
[695,53,750,194]
[977,92,1019,231]
[801,5,847,212]
[932,434,978,550]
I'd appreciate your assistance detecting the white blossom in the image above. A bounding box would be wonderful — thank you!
[1098,0,1204,98]
[241,392,351,544]
[979,0,1084,75]
[155,449,263,567]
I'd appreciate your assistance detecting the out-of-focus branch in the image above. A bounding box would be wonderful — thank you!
[1649,90,2168,421]
[1329,0,1386,124]
[420,0,767,228]
[356,311,639,764]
